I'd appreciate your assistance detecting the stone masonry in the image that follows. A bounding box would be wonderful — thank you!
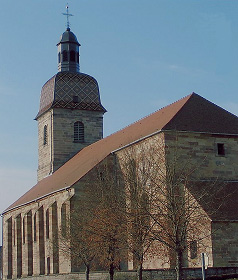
[2,189,74,279]
[164,131,238,181]
[37,108,103,181]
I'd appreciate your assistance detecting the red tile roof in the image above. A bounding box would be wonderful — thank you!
[5,93,238,213]
[164,93,238,134]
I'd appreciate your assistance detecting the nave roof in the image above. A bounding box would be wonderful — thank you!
[5,93,238,213]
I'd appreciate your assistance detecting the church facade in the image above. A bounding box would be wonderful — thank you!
[2,25,238,280]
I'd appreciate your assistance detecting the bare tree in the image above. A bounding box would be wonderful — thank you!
[58,198,96,280]
[86,158,128,280]
[119,149,155,280]
[57,135,227,280]
[56,157,127,280]
[118,136,226,280]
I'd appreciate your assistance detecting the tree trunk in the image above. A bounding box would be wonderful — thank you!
[109,263,114,280]
[175,250,183,280]
[85,264,90,280]
[137,262,143,280]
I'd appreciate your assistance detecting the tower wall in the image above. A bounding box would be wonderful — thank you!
[38,111,52,182]
[52,108,103,172]
[37,108,103,181]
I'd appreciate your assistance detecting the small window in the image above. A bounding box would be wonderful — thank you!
[58,52,61,63]
[73,95,79,103]
[70,50,76,62]
[190,240,198,259]
[74,121,84,143]
[217,143,225,156]
[62,50,68,62]
[43,125,48,145]
[76,52,79,63]
[99,172,104,181]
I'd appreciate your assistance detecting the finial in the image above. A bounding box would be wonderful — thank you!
[62,3,73,30]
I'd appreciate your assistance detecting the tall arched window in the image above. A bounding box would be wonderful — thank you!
[61,204,67,237]
[58,52,61,63]
[70,50,76,62]
[74,121,84,142]
[43,125,48,145]
[76,52,79,63]
[46,209,49,239]
[33,212,37,242]
[7,217,13,279]
[62,50,68,62]
[22,216,25,244]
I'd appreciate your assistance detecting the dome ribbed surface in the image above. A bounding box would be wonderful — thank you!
[57,28,80,46]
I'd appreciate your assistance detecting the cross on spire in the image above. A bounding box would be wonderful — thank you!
[62,3,73,30]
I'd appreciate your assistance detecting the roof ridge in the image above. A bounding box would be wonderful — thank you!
[101,92,194,140]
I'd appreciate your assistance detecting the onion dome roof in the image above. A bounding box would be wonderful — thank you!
[36,72,106,119]
[57,28,80,46]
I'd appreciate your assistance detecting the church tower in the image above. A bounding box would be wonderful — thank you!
[36,13,106,181]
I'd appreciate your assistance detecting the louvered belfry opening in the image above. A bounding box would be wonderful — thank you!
[74,121,84,142]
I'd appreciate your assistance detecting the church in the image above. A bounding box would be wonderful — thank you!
[2,18,238,280]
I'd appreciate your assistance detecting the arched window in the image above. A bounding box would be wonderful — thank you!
[33,213,37,242]
[43,125,48,145]
[70,50,76,62]
[190,240,198,259]
[46,209,49,239]
[58,52,61,63]
[62,50,68,62]
[7,217,13,278]
[27,211,33,276]
[140,192,150,226]
[22,216,25,244]
[61,204,67,237]
[76,52,79,63]
[74,121,84,143]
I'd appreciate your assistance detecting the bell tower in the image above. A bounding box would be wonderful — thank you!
[36,7,106,181]
[57,27,80,73]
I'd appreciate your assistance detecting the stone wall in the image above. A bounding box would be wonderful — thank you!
[212,221,238,267]
[13,267,238,280]
[165,132,238,181]
[37,110,52,182]
[115,132,214,269]
[4,130,238,279]
[2,189,74,280]
[37,108,104,181]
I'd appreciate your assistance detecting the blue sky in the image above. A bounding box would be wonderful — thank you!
[1,0,238,242]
